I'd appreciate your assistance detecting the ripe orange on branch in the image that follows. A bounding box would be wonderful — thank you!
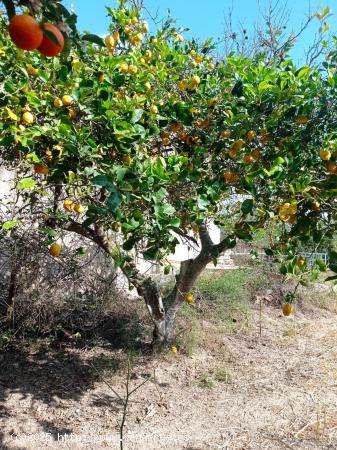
[22,111,34,124]
[297,256,305,268]
[320,148,331,161]
[34,164,49,175]
[38,23,64,57]
[326,161,337,174]
[9,15,43,51]
[62,95,73,106]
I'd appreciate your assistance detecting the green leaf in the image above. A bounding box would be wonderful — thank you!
[92,175,116,192]
[39,226,57,237]
[241,198,253,215]
[18,178,35,190]
[82,34,105,47]
[154,203,175,218]
[131,109,144,124]
[315,259,327,272]
[197,195,209,210]
[44,28,62,46]
[224,236,236,249]
[143,246,160,260]
[123,237,137,251]
[107,191,122,213]
[2,220,18,231]
[280,264,287,275]
[164,265,171,275]
[76,246,86,256]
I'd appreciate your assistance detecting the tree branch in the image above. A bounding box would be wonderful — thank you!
[199,224,214,251]
[213,234,235,257]
[2,0,16,19]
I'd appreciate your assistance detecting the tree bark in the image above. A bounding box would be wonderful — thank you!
[163,225,233,341]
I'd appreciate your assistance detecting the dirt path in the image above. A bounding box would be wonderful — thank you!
[1,305,337,450]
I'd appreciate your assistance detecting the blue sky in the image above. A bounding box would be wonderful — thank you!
[67,0,336,63]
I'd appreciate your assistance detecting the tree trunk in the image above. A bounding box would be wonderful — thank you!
[164,255,210,341]
[62,221,231,349]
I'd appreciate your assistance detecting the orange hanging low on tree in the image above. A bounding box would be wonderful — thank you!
[8,14,43,50]
[38,23,64,57]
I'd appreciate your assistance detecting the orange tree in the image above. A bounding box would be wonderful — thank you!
[1,0,337,345]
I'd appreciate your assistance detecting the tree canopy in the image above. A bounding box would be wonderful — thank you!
[1,0,337,343]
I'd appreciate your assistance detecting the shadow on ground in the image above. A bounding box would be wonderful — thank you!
[0,309,151,445]
[95,311,148,351]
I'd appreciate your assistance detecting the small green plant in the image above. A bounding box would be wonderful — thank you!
[214,366,232,384]
[283,319,297,337]
[197,373,215,389]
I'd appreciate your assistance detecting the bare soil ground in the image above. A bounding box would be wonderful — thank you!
[1,302,337,450]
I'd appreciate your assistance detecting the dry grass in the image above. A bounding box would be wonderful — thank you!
[1,272,337,449]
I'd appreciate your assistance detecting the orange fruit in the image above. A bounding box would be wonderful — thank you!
[128,64,138,75]
[38,23,64,57]
[62,95,73,106]
[178,79,188,91]
[251,149,261,161]
[9,15,43,51]
[54,97,63,108]
[63,199,74,211]
[191,75,201,86]
[297,256,305,268]
[74,204,85,214]
[34,163,48,175]
[247,130,256,141]
[312,201,320,212]
[197,118,210,129]
[223,171,238,184]
[27,64,39,76]
[113,31,120,42]
[320,148,331,161]
[295,115,309,125]
[170,121,181,132]
[231,139,245,152]
[243,154,254,164]
[22,112,34,124]
[326,161,337,174]
[220,130,231,139]
[104,35,115,47]
[185,293,193,303]
[49,242,61,257]
[282,303,293,316]
[123,155,132,165]
[228,149,238,159]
